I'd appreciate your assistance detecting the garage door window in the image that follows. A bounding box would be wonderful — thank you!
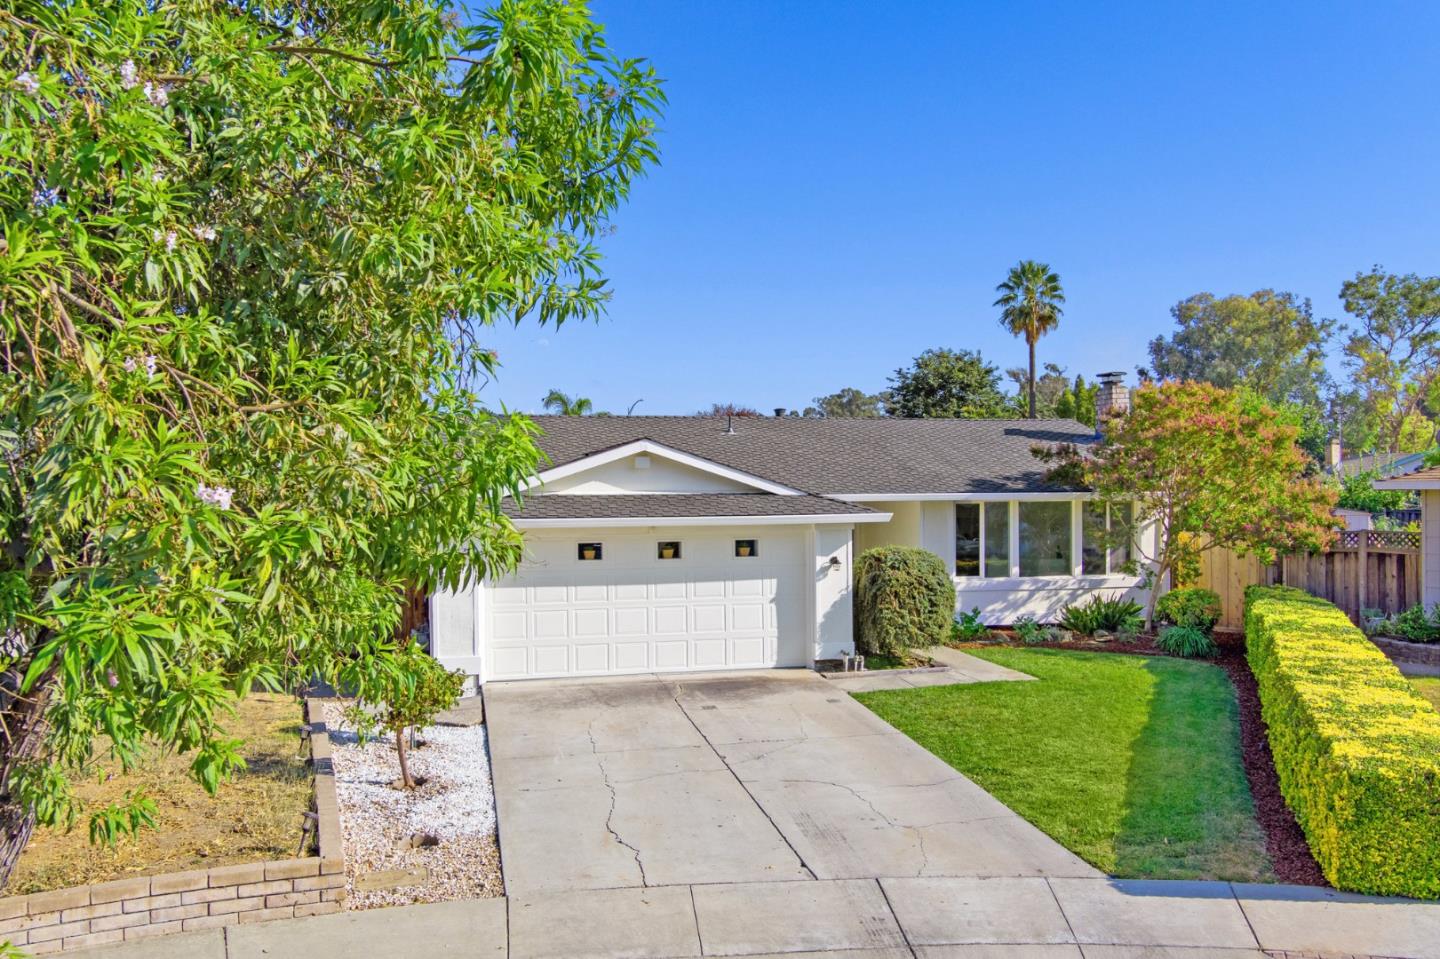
[735,539,757,558]
[658,541,682,560]
[577,542,603,561]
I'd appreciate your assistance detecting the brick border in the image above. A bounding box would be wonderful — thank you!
[1371,635,1440,668]
[0,699,344,954]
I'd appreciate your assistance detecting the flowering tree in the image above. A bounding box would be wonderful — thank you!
[0,0,662,885]
[1035,382,1337,629]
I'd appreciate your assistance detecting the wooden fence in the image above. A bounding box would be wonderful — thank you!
[1194,529,1422,629]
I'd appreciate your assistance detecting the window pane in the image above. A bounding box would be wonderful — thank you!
[984,504,1010,577]
[1109,503,1134,573]
[1019,501,1072,576]
[1081,502,1107,575]
[955,504,980,576]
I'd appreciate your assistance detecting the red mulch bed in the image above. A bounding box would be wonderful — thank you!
[959,631,1327,886]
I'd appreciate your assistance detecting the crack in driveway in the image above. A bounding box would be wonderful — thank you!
[589,721,648,886]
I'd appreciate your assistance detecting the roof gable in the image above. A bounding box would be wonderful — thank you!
[525,438,803,496]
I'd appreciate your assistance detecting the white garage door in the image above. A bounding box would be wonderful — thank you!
[483,527,808,680]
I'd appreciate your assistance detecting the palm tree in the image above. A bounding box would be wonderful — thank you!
[994,260,1066,418]
[542,389,594,416]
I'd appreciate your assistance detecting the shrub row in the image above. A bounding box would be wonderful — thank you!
[1244,585,1440,898]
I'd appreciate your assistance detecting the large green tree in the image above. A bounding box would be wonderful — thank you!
[886,349,1012,418]
[0,0,661,886]
[1339,268,1440,453]
[994,260,1065,419]
[806,387,887,418]
[1146,290,1333,408]
[1035,382,1336,628]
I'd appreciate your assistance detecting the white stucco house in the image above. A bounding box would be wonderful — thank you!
[430,409,1155,684]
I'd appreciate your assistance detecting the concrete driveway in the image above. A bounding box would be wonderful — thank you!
[484,668,1097,896]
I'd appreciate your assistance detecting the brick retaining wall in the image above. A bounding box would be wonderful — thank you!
[0,699,344,953]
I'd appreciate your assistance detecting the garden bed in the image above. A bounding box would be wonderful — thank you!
[815,652,939,674]
[11,694,313,895]
[320,702,502,909]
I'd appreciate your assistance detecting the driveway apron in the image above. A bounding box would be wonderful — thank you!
[484,670,1096,897]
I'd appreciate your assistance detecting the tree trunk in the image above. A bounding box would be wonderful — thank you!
[0,666,57,890]
[1027,338,1037,419]
[395,726,414,790]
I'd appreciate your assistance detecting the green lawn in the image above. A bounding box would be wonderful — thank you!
[855,647,1273,882]
[1412,675,1440,712]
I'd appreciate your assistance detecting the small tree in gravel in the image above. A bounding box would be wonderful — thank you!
[854,547,956,657]
[344,643,464,790]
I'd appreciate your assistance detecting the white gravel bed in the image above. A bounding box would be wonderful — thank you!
[321,701,503,909]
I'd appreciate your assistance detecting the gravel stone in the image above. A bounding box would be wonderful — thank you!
[321,701,503,909]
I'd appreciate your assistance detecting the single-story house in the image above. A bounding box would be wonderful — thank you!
[1374,466,1440,605]
[430,410,1156,684]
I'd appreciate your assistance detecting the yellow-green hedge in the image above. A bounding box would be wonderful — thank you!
[1244,585,1440,898]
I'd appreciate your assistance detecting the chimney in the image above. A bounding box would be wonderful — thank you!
[1325,437,1342,470]
[1095,371,1129,437]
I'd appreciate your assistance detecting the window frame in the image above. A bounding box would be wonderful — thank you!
[950,498,1139,582]
[657,540,682,561]
[577,542,604,561]
[734,538,758,558]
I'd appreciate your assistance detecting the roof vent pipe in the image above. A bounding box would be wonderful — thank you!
[724,414,736,435]
[1095,371,1129,439]
[774,407,787,418]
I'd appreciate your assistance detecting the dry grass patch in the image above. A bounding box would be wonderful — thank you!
[10,694,312,894]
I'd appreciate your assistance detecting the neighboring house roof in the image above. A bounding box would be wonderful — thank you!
[502,493,887,526]
[1374,464,1440,490]
[527,416,1094,496]
[1330,451,1427,479]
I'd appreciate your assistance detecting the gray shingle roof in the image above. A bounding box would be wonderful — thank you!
[503,493,876,520]
[528,416,1093,495]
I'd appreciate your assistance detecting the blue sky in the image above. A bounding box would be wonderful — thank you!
[478,0,1440,416]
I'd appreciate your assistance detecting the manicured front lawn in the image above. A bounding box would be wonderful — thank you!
[855,647,1273,882]
[1412,676,1440,712]
[11,694,312,894]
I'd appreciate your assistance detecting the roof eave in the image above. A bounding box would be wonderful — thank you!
[512,512,893,529]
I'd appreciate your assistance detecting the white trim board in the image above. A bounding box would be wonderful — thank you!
[525,440,803,496]
[512,512,891,529]
[830,491,1092,503]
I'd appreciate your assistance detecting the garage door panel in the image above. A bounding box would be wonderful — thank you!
[574,644,609,673]
[531,585,569,605]
[732,637,765,665]
[614,608,648,635]
[691,579,726,599]
[572,608,609,637]
[731,602,765,631]
[533,610,569,638]
[654,580,687,600]
[694,639,727,667]
[692,604,726,633]
[731,578,766,598]
[492,611,528,641]
[614,642,649,670]
[654,641,689,668]
[532,645,569,674]
[572,584,608,603]
[614,582,648,602]
[653,605,687,634]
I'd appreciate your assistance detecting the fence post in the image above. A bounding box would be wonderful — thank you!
[1357,531,1369,618]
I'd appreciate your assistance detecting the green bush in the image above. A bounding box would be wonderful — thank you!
[1244,585,1440,898]
[1156,624,1217,658]
[1058,595,1143,636]
[854,547,956,657]
[1013,617,1067,645]
[951,607,991,642]
[1156,587,1222,633]
[1387,603,1440,643]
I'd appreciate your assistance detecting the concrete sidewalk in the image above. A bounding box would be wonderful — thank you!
[68,876,1440,959]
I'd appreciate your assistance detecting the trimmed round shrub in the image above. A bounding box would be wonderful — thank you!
[1156,624,1218,658]
[854,546,955,657]
[1156,587,1222,633]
